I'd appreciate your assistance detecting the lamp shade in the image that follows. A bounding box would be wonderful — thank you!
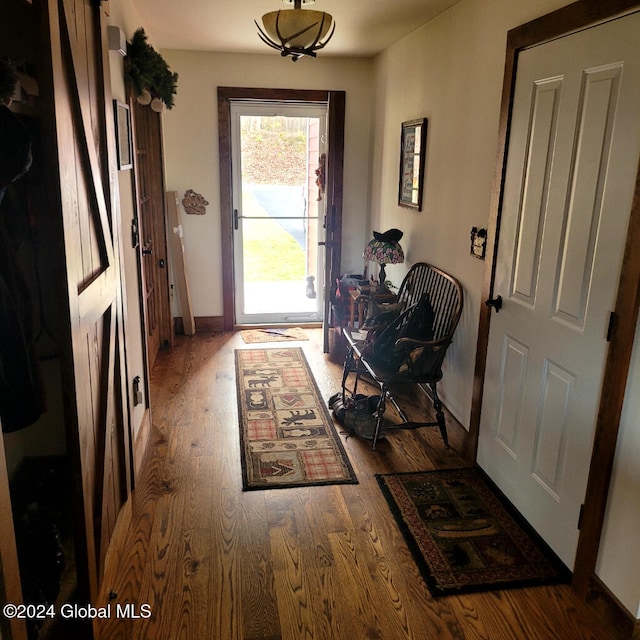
[363,239,404,266]
[262,9,333,50]
[256,0,335,60]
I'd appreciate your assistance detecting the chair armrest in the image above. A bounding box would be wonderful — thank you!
[394,336,450,351]
[394,336,452,381]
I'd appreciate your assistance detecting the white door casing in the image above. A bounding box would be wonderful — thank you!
[477,13,640,568]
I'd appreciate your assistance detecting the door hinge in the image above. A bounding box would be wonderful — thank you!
[578,503,585,530]
[606,311,616,342]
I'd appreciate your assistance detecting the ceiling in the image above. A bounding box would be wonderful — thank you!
[130,0,462,57]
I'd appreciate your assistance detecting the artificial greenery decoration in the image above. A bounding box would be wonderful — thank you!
[126,28,178,109]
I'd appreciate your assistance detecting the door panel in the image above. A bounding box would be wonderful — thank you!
[553,64,622,328]
[493,335,528,456]
[50,0,130,601]
[532,360,573,497]
[323,90,345,352]
[131,100,171,368]
[478,13,640,567]
[510,77,561,307]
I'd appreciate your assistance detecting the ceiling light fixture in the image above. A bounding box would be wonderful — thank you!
[256,0,335,62]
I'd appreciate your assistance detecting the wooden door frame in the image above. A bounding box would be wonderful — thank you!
[129,96,173,362]
[323,90,346,352]
[468,0,640,598]
[217,87,345,331]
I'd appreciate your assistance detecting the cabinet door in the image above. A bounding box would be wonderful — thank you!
[44,0,132,604]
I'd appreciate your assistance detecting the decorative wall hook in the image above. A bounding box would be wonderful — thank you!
[182,189,209,215]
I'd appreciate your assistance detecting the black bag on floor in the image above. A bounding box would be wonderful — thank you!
[328,392,381,438]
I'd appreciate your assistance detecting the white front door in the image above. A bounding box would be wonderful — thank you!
[230,101,327,325]
[477,12,640,568]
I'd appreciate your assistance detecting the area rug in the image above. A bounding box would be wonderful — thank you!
[240,327,308,344]
[376,467,570,596]
[235,347,357,490]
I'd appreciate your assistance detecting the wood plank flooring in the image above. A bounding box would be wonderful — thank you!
[96,330,622,639]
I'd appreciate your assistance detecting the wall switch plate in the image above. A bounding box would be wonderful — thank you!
[470,227,487,260]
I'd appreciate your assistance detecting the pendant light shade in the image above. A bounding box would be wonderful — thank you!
[256,0,335,61]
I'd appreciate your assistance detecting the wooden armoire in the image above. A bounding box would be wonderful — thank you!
[1,0,132,638]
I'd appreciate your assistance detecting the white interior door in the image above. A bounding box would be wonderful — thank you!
[231,101,327,325]
[477,12,640,568]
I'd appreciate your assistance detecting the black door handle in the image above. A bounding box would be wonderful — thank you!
[485,295,503,313]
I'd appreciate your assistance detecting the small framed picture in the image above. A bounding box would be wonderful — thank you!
[398,118,428,211]
[114,100,132,170]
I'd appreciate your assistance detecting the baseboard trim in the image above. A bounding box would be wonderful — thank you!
[174,316,224,334]
[587,574,636,639]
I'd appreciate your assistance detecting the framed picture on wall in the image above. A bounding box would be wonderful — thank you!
[398,117,428,211]
[114,100,132,170]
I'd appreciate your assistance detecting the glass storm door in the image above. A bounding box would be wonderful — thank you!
[231,101,327,325]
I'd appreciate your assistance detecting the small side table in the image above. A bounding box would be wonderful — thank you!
[348,289,396,329]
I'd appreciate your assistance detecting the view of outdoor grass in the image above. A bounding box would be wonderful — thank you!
[242,190,306,282]
[240,116,309,283]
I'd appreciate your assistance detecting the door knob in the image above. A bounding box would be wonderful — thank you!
[485,295,503,313]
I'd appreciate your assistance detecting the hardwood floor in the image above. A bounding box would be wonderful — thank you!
[97,330,622,639]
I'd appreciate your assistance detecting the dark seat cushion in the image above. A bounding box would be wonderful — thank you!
[371,293,435,370]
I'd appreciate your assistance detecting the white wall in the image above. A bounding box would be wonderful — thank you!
[597,315,640,616]
[369,0,575,426]
[369,0,639,618]
[160,50,374,318]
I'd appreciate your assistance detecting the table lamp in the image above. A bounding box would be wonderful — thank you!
[363,229,404,291]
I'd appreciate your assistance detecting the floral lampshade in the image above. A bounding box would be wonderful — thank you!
[363,238,404,290]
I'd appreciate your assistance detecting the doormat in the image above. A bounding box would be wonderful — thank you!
[240,327,308,343]
[376,467,570,596]
[235,348,357,490]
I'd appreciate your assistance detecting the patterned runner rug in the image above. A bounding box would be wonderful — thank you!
[235,347,357,490]
[240,327,308,343]
[376,467,569,596]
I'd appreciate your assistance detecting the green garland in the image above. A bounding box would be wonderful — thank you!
[127,28,178,109]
